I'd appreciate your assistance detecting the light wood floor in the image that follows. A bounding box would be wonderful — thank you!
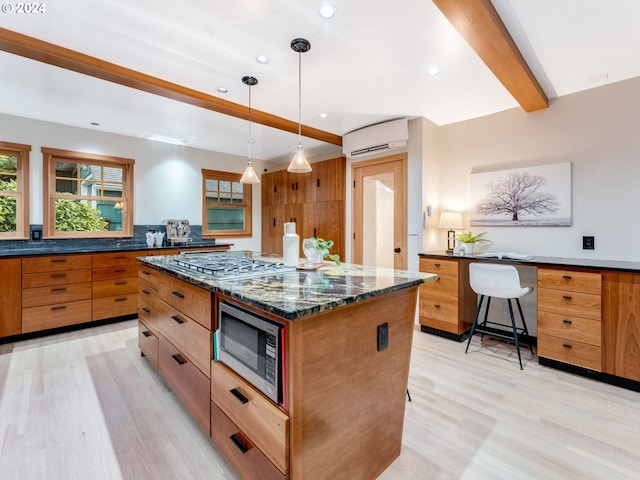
[1,320,639,479]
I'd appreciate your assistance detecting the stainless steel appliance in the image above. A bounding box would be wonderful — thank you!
[164,219,191,245]
[217,300,285,405]
[172,251,294,280]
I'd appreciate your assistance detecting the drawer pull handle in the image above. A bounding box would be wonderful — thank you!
[114,255,127,259]
[51,306,66,311]
[172,291,185,299]
[229,434,249,454]
[171,315,185,324]
[51,287,67,292]
[171,354,186,365]
[142,330,152,337]
[142,289,150,295]
[51,259,67,263]
[562,275,572,279]
[230,388,249,404]
[142,307,151,313]
[562,343,573,349]
[434,263,441,267]
[51,273,66,278]
[115,268,127,273]
[562,319,573,324]
[115,281,127,285]
[115,297,127,302]
[434,304,440,308]
[142,270,151,275]
[562,295,572,300]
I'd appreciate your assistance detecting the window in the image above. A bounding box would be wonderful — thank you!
[202,169,252,237]
[42,148,134,238]
[0,141,30,240]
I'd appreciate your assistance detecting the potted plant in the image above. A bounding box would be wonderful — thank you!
[456,232,489,256]
[303,237,341,265]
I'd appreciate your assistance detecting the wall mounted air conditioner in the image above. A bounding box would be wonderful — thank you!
[342,118,408,158]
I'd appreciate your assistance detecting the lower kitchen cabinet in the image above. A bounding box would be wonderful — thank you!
[0,259,21,337]
[92,252,140,320]
[138,321,159,369]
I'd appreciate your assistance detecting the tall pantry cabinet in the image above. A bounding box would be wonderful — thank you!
[261,157,346,259]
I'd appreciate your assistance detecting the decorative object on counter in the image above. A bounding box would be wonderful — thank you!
[287,38,313,174]
[304,236,341,265]
[164,219,192,245]
[439,211,463,254]
[239,75,261,184]
[146,230,155,247]
[283,222,300,267]
[456,231,490,256]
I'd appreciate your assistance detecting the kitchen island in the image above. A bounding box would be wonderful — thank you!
[137,251,436,480]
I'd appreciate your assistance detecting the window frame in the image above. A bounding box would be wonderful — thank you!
[0,141,31,240]
[202,169,252,238]
[42,147,134,239]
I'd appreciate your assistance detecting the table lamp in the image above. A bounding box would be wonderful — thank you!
[439,212,463,254]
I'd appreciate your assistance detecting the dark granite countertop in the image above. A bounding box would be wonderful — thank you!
[138,251,436,320]
[0,240,234,258]
[419,251,640,273]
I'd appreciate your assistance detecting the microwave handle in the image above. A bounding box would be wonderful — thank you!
[230,388,249,404]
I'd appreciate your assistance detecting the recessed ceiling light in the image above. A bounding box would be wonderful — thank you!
[319,112,328,118]
[217,87,228,93]
[255,54,269,64]
[426,66,441,77]
[319,3,336,19]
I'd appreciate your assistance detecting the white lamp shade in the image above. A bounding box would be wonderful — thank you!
[240,164,260,184]
[287,145,312,173]
[439,211,463,229]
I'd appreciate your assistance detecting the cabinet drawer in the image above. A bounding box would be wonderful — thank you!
[157,301,211,377]
[538,288,601,320]
[92,251,140,268]
[22,254,91,273]
[211,361,289,475]
[22,282,91,308]
[419,258,458,277]
[138,320,159,370]
[22,269,91,288]
[22,300,92,333]
[138,266,159,290]
[159,274,211,329]
[92,294,138,320]
[211,402,289,480]
[92,265,139,281]
[538,268,601,295]
[538,311,601,346]
[538,333,602,371]
[159,335,210,435]
[419,298,458,324]
[420,274,458,303]
[138,296,160,334]
[92,277,139,298]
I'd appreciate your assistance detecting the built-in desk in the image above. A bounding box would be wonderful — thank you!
[419,252,640,391]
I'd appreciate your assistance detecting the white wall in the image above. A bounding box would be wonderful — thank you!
[421,76,640,262]
[0,113,281,251]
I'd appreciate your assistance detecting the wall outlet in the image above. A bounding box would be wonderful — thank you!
[377,323,388,351]
[583,236,595,250]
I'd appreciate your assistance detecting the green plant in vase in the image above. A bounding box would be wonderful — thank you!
[456,232,490,256]
[309,237,341,265]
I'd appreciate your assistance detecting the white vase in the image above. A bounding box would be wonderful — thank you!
[462,242,475,256]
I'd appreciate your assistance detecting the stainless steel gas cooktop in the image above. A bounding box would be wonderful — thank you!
[171,252,295,280]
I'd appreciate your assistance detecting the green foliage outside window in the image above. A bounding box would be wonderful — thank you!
[55,198,109,232]
[0,178,17,232]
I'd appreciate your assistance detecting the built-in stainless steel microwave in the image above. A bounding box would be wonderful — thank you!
[217,300,284,405]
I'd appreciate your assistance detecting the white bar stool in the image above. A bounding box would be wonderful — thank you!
[465,263,534,369]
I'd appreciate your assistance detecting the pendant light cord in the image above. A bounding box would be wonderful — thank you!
[297,51,302,145]
[248,84,252,163]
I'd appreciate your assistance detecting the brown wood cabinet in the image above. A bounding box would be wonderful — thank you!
[92,252,140,320]
[0,259,22,337]
[537,267,603,371]
[261,157,345,259]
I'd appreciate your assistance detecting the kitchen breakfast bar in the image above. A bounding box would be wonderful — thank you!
[136,251,435,480]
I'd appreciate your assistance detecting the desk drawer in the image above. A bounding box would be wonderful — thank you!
[22,282,91,308]
[538,333,602,371]
[538,311,601,346]
[538,288,601,320]
[538,268,601,295]
[211,361,289,475]
[159,335,210,435]
[420,274,458,303]
[211,403,288,480]
[419,258,457,277]
[157,302,211,377]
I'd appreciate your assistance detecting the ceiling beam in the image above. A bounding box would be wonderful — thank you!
[0,27,343,146]
[433,0,548,112]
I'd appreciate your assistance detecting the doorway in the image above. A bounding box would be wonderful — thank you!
[352,153,407,269]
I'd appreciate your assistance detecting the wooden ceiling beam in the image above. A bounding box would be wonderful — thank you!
[0,27,343,146]
[433,0,548,112]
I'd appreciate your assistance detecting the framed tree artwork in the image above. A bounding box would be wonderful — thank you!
[470,162,571,226]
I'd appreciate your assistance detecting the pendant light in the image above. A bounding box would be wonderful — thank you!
[287,38,312,173]
[240,75,260,184]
